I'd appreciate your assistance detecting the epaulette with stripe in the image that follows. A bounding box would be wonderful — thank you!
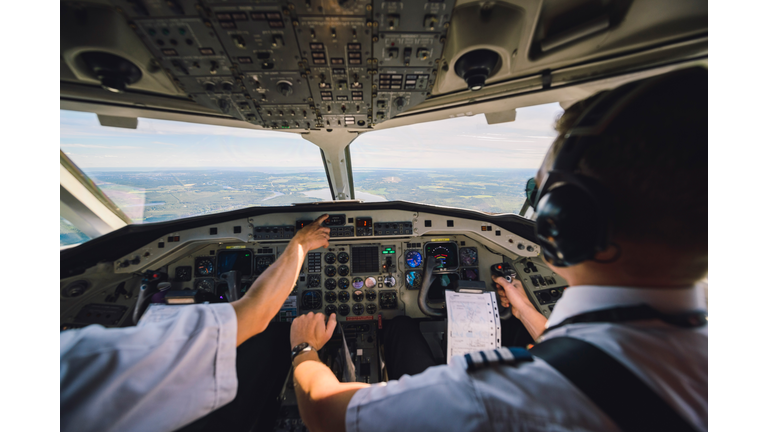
[464,347,533,372]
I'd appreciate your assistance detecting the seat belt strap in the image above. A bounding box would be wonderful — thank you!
[529,337,698,432]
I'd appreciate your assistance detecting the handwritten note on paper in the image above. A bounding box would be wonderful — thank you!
[446,291,501,358]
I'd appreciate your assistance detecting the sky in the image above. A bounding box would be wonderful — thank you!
[60,102,563,170]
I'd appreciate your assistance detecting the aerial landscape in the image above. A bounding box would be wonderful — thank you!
[81,168,534,223]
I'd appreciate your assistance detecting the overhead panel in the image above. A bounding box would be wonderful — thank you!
[370,0,456,123]
[72,0,456,130]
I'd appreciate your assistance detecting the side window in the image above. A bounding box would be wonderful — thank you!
[60,216,90,247]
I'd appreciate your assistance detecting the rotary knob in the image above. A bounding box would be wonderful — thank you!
[394,97,405,111]
[204,82,216,92]
[221,82,233,92]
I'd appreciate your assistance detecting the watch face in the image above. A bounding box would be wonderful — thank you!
[291,342,312,362]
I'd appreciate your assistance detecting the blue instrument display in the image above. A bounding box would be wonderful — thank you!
[405,271,423,289]
[405,250,423,268]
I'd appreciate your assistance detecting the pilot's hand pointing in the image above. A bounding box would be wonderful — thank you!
[294,214,331,251]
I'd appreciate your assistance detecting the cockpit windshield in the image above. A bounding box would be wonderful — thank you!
[60,102,562,246]
[349,102,564,214]
[60,110,329,226]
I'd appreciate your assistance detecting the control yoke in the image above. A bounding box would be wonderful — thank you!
[221,270,241,302]
[418,256,445,317]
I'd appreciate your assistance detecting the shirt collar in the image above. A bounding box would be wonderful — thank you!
[546,284,708,328]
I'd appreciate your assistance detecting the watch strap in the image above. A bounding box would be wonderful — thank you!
[290,342,315,363]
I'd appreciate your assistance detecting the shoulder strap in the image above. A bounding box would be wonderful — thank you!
[529,337,697,432]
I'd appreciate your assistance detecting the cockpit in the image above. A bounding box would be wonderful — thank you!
[59,0,708,430]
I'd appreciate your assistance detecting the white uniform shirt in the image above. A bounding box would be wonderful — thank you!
[60,303,238,432]
[346,285,708,432]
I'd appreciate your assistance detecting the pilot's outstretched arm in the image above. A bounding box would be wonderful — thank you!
[290,312,369,432]
[60,215,330,432]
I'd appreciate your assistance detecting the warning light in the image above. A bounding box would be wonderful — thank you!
[153,273,158,278]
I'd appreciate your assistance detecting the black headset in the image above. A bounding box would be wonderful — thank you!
[531,68,701,267]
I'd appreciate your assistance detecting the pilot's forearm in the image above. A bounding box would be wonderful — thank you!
[518,303,548,340]
[231,238,307,344]
[293,351,369,432]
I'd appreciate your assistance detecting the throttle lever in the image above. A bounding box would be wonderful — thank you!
[490,263,516,321]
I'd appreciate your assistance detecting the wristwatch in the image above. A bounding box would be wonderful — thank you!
[290,342,315,363]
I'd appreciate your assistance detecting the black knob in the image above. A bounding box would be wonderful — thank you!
[394,97,405,111]
[222,82,233,92]
[204,82,216,92]
[277,81,293,96]
[130,256,141,265]
[454,49,501,91]
[218,99,230,112]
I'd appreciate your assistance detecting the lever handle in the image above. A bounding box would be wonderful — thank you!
[222,270,241,302]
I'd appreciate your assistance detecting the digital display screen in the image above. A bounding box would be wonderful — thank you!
[323,214,347,226]
[356,217,372,228]
[216,250,253,277]
[424,242,459,270]
[351,246,379,274]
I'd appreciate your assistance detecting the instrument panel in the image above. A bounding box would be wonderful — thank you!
[60,207,561,329]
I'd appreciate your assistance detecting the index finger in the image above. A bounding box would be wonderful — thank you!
[492,275,510,285]
[325,313,337,340]
[313,214,329,225]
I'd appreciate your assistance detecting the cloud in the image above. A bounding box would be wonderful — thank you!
[61,144,140,149]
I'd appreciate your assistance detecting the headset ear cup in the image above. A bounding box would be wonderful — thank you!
[535,183,608,266]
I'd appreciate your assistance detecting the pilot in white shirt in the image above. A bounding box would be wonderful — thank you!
[288,68,708,432]
[60,216,333,432]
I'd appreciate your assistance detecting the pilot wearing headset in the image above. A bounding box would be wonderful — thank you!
[288,67,708,432]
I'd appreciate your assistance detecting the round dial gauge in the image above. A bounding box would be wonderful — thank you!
[352,290,364,302]
[338,304,350,316]
[325,305,337,315]
[307,275,321,288]
[460,248,478,266]
[365,290,377,301]
[325,266,336,277]
[195,258,214,276]
[365,277,377,288]
[406,271,422,290]
[366,303,377,315]
[194,278,214,292]
[338,265,350,276]
[338,291,350,303]
[338,278,350,290]
[175,266,192,281]
[325,279,337,290]
[405,250,422,268]
[301,291,322,310]
[324,253,336,264]
[352,303,365,315]
[337,252,350,264]
[352,277,364,290]
[324,291,337,303]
